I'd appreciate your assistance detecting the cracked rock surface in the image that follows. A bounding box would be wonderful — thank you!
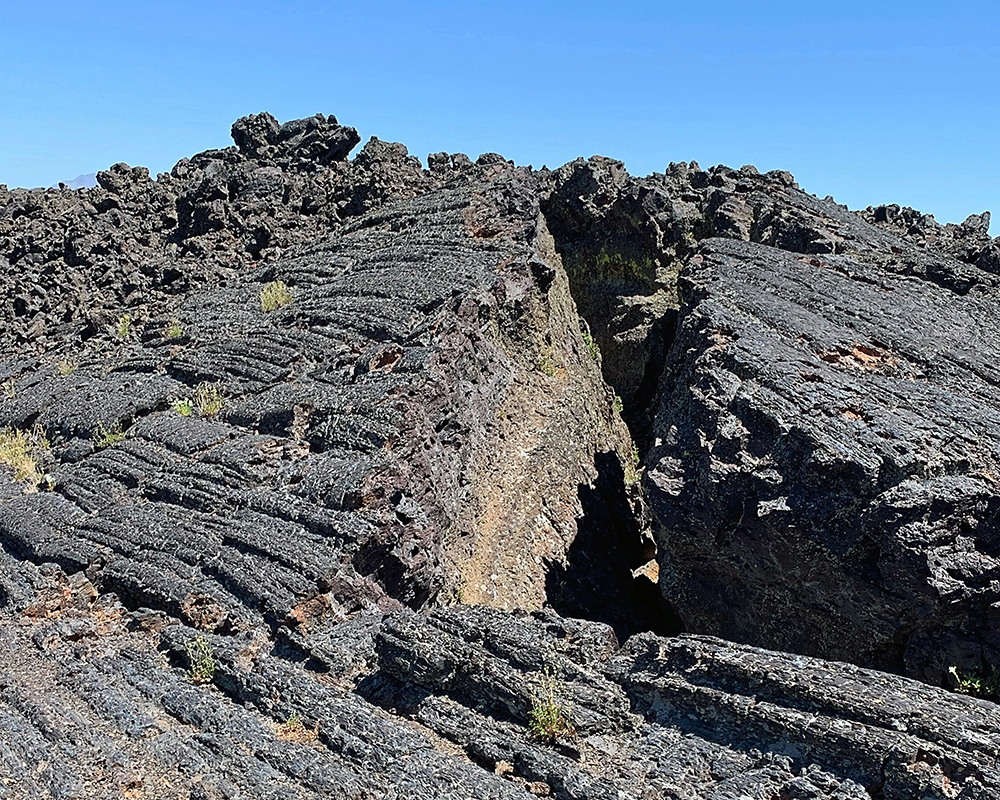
[2,114,1000,799]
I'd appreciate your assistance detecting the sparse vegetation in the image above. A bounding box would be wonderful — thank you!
[194,383,224,417]
[173,398,195,417]
[278,712,318,743]
[565,247,655,284]
[0,426,49,484]
[949,665,1000,701]
[186,634,216,685]
[592,248,654,281]
[115,313,132,340]
[261,280,294,312]
[538,348,558,378]
[93,420,126,448]
[56,359,77,376]
[528,668,575,744]
[613,395,624,416]
[3,378,16,399]
[625,442,642,485]
[164,318,183,339]
[581,330,599,361]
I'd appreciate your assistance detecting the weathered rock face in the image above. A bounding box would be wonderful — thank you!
[541,157,688,427]
[2,113,1000,799]
[646,235,1000,677]
[0,120,648,635]
[538,154,1000,682]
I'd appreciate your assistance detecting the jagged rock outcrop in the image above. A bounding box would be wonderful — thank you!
[2,113,1000,799]
[862,203,1000,273]
[0,121,650,633]
[0,111,432,350]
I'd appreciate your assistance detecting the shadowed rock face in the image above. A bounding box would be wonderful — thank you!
[2,114,1000,799]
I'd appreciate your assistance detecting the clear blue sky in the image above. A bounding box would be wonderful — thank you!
[2,1,997,232]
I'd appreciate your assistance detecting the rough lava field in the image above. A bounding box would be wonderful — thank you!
[2,112,1000,799]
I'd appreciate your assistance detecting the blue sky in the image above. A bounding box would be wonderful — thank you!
[2,1,997,232]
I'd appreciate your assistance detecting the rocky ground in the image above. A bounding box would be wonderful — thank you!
[1,113,999,799]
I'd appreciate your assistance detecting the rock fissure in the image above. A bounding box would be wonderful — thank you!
[1,113,999,798]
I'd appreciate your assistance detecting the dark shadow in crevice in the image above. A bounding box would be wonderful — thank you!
[545,451,681,641]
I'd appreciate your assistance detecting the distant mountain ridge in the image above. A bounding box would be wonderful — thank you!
[60,172,97,189]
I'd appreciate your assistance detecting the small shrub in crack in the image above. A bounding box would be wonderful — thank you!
[93,421,126,448]
[528,668,575,744]
[624,442,642,485]
[949,665,1000,701]
[173,398,195,417]
[56,359,77,376]
[194,383,224,417]
[538,347,558,378]
[164,318,183,339]
[260,280,293,312]
[115,313,132,340]
[277,712,318,743]
[186,634,216,685]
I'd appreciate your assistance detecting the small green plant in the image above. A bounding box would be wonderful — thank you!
[949,665,1000,701]
[185,634,215,685]
[0,426,48,484]
[164,319,183,339]
[613,395,624,416]
[3,378,16,399]
[625,442,642,486]
[538,348,558,378]
[194,383,224,417]
[260,280,294,312]
[581,330,599,362]
[115,313,132,340]
[93,420,126,448]
[173,398,195,417]
[56,359,77,376]
[528,668,575,744]
[278,711,318,742]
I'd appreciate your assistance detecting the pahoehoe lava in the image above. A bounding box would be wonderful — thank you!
[1,112,999,798]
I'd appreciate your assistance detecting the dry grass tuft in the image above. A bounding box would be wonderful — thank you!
[0,426,49,484]
[277,712,319,743]
[194,383,224,417]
